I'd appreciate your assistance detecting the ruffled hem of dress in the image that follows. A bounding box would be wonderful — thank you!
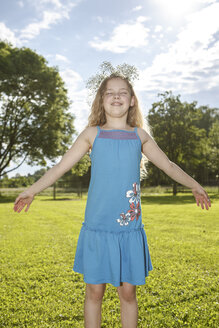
[72,223,153,287]
[73,268,153,287]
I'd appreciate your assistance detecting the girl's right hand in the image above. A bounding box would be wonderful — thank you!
[191,185,211,210]
[13,191,35,213]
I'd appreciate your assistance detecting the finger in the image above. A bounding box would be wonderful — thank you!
[14,196,21,205]
[16,203,23,212]
[17,205,25,213]
[203,198,209,210]
[15,205,22,213]
[16,201,25,213]
[204,191,211,206]
[25,204,30,212]
[203,193,211,208]
[14,202,20,212]
[196,197,200,207]
[200,199,204,210]
[14,200,23,211]
[206,198,211,208]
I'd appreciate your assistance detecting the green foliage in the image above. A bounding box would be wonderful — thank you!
[71,154,91,177]
[0,159,91,189]
[30,168,48,182]
[57,155,91,192]
[86,61,139,96]
[207,120,219,173]
[0,41,76,177]
[146,91,218,192]
[195,106,219,135]
[0,194,218,327]
[0,174,34,188]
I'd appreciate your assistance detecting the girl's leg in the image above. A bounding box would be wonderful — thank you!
[117,282,138,328]
[84,283,106,328]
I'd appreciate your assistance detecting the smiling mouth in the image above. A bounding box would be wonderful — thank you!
[111,102,122,106]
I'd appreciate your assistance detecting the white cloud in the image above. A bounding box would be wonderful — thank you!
[137,16,150,23]
[60,69,82,91]
[166,26,173,32]
[60,69,90,132]
[132,5,142,12]
[17,1,24,7]
[18,0,77,41]
[38,0,62,8]
[89,17,150,53]
[20,11,68,40]
[0,22,20,45]
[136,2,219,95]
[55,54,70,63]
[154,25,163,33]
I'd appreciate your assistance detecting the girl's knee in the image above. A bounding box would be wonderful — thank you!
[85,283,106,302]
[117,282,136,302]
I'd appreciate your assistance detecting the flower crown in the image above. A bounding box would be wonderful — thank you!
[86,61,139,95]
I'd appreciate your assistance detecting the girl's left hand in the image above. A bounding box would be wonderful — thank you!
[192,186,211,210]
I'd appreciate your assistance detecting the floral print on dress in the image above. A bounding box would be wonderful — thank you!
[126,182,140,204]
[127,201,141,221]
[117,212,131,226]
[116,182,141,226]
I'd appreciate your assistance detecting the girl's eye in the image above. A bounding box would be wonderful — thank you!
[105,91,129,96]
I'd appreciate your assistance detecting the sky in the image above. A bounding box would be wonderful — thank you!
[0,0,219,177]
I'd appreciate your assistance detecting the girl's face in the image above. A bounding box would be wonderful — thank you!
[102,78,135,118]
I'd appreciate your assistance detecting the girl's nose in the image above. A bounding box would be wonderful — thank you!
[114,93,120,98]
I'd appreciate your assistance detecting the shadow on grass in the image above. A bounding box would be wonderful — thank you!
[141,193,218,205]
[1,193,218,204]
[0,195,15,203]
[0,195,82,203]
[141,195,193,205]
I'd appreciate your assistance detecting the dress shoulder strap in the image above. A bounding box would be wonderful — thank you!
[96,125,101,137]
[134,127,142,144]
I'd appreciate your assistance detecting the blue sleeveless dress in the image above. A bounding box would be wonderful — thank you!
[73,126,153,287]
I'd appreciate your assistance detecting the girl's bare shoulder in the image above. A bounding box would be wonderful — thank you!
[82,126,99,148]
[136,127,150,145]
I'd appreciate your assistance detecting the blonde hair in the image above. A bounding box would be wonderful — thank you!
[86,73,151,181]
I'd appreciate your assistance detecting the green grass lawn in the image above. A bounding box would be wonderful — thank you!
[0,192,218,327]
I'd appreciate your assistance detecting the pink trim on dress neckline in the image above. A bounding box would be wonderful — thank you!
[98,130,138,140]
[99,126,135,133]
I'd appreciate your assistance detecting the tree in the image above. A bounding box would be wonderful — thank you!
[147,91,206,195]
[0,41,75,177]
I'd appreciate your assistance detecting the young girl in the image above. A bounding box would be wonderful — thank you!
[14,74,211,328]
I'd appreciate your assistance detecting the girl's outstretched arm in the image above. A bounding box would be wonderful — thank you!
[13,127,92,213]
[139,128,211,210]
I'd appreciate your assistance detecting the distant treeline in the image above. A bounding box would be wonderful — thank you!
[1,92,218,194]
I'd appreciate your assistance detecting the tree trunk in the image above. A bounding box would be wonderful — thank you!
[173,181,177,196]
[77,180,82,198]
[53,182,56,200]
